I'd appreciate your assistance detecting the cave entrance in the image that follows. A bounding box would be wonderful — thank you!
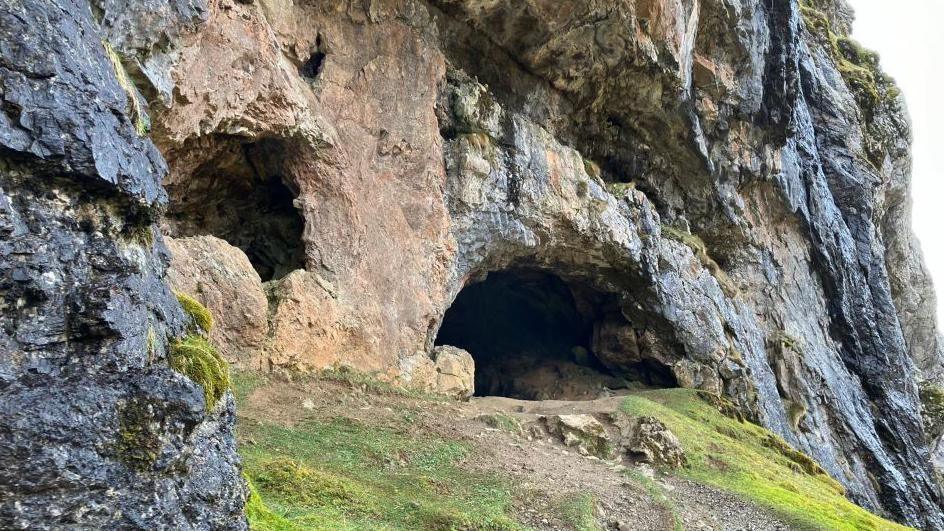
[163,138,306,282]
[435,269,677,400]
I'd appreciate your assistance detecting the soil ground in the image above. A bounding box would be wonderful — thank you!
[237,374,791,530]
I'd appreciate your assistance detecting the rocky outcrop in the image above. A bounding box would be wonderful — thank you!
[0,0,245,528]
[616,416,687,469]
[4,0,944,528]
[147,0,944,526]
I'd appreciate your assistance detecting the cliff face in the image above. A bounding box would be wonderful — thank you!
[2,0,943,528]
[0,0,245,529]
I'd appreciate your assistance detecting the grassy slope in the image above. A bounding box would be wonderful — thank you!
[234,372,910,530]
[233,372,599,531]
[621,389,910,531]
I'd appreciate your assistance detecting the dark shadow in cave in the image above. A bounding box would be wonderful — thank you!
[164,138,306,282]
[435,269,677,400]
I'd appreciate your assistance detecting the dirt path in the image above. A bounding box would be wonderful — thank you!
[239,376,791,530]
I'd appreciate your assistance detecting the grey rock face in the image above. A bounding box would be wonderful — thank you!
[0,0,245,529]
[431,0,944,526]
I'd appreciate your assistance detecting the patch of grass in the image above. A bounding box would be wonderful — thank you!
[556,493,602,531]
[319,364,444,401]
[169,335,230,411]
[239,413,522,530]
[621,389,909,530]
[477,413,522,435]
[102,41,150,136]
[175,291,213,334]
[231,370,266,404]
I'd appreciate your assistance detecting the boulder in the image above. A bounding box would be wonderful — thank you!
[617,416,686,469]
[398,346,475,400]
[543,414,614,459]
[165,235,269,365]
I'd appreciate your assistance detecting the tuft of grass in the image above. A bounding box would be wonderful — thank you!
[239,412,523,530]
[556,493,602,531]
[477,412,523,435]
[102,41,150,136]
[169,335,230,411]
[319,364,444,401]
[175,291,214,334]
[620,389,909,530]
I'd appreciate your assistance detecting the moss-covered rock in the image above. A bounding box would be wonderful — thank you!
[169,335,230,412]
[113,398,162,472]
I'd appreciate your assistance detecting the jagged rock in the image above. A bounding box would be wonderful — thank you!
[432,345,476,400]
[617,416,687,469]
[0,0,245,528]
[6,0,944,527]
[543,414,614,459]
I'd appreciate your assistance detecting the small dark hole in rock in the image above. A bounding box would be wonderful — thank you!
[300,51,326,80]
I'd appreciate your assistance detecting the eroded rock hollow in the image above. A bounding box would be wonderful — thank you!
[3,0,944,528]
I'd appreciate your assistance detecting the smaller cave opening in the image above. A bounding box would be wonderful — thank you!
[300,51,326,80]
[164,138,306,282]
[435,269,678,400]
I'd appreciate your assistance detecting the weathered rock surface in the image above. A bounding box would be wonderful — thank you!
[0,0,245,528]
[543,414,614,459]
[399,345,475,399]
[616,415,687,469]
[5,0,944,527]
[166,235,268,366]
[147,0,944,526]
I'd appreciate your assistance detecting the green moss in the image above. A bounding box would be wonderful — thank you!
[169,335,230,411]
[620,389,907,530]
[113,398,161,471]
[583,159,602,180]
[800,0,899,116]
[102,41,150,136]
[175,291,214,334]
[240,415,523,530]
[919,382,944,437]
[606,181,636,197]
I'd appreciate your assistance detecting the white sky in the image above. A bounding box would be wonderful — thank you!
[847,0,944,321]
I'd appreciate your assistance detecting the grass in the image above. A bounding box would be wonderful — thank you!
[556,493,601,531]
[169,335,230,411]
[477,412,523,435]
[625,471,683,531]
[620,389,910,531]
[318,364,445,401]
[238,399,523,529]
[102,40,150,136]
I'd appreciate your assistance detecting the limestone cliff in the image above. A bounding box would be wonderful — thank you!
[2,0,944,528]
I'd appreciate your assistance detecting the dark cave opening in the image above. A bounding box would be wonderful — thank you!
[164,138,306,282]
[435,269,677,400]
